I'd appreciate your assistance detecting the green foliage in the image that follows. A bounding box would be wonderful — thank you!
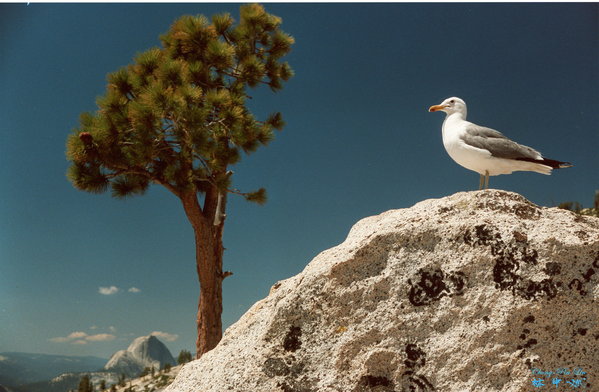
[557,191,599,217]
[177,349,193,365]
[78,375,94,392]
[558,201,582,213]
[139,366,151,377]
[244,187,267,205]
[155,374,172,388]
[66,4,293,205]
[124,384,136,392]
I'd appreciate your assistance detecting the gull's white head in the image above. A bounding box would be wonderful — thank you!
[429,97,467,117]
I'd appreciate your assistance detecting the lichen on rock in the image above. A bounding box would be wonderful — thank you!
[166,190,599,392]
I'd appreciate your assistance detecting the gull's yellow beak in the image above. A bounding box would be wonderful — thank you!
[428,104,445,112]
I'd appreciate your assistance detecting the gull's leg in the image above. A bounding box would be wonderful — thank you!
[484,170,490,189]
[479,174,484,190]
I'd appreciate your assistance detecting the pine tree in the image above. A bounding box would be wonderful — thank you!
[65,4,293,358]
[177,349,193,365]
[78,375,94,392]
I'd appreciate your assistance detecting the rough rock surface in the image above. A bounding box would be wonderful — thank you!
[105,335,176,377]
[166,190,599,392]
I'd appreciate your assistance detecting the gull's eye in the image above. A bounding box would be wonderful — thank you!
[450,99,455,104]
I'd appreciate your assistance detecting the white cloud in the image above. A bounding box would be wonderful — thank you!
[128,287,141,293]
[0,355,8,361]
[49,331,86,343]
[150,331,179,342]
[90,325,98,330]
[86,333,116,342]
[99,286,119,295]
[50,331,116,344]
[108,326,117,333]
[68,331,88,339]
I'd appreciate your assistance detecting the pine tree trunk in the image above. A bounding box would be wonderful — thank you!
[180,190,225,359]
[194,224,224,357]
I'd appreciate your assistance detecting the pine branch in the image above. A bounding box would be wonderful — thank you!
[105,165,180,197]
[226,186,266,205]
[219,69,273,87]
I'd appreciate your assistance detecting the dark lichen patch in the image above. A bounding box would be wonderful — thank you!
[407,268,467,306]
[463,224,502,246]
[475,196,541,220]
[517,338,538,350]
[438,206,453,214]
[515,278,557,300]
[263,357,290,377]
[408,269,446,306]
[277,379,314,392]
[568,278,588,296]
[517,327,538,357]
[405,344,426,369]
[398,370,436,392]
[575,230,589,240]
[284,326,302,352]
[524,358,538,370]
[544,262,561,276]
[268,348,315,392]
[446,271,467,293]
[492,257,520,291]
[582,267,595,282]
[397,344,435,391]
[513,230,528,243]
[511,203,541,220]
[523,315,535,323]
[482,315,490,322]
[358,375,394,389]
[466,225,557,300]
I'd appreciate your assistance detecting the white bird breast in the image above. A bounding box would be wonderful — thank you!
[442,120,516,176]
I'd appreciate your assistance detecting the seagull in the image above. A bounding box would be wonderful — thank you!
[429,97,572,190]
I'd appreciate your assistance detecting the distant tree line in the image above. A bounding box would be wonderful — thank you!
[76,350,193,392]
[558,190,599,217]
[77,375,93,392]
[177,349,193,365]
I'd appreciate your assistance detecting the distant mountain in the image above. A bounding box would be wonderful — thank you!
[0,352,106,388]
[1,335,176,392]
[19,371,119,392]
[104,335,176,377]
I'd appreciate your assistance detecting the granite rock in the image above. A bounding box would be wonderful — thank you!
[166,190,599,392]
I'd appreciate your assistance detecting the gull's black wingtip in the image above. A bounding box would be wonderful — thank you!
[516,157,573,169]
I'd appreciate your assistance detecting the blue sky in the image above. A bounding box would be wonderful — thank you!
[1,3,597,359]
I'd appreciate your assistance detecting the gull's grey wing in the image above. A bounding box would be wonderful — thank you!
[461,124,541,160]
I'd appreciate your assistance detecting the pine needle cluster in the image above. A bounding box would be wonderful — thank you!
[66,4,293,204]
